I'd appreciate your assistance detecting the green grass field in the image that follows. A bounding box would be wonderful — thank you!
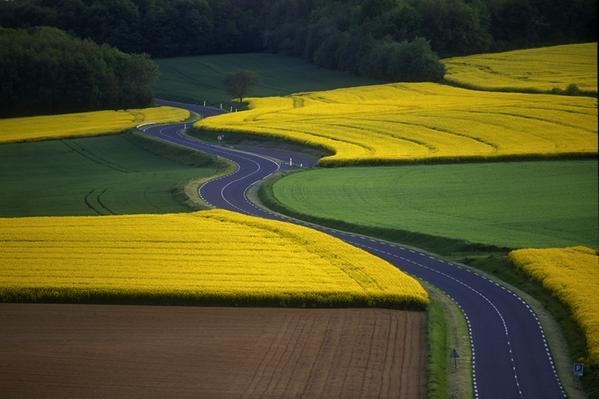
[270,161,598,249]
[154,53,379,106]
[0,133,226,216]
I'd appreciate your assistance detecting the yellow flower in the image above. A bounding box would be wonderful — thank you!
[0,106,189,143]
[443,43,597,94]
[509,246,599,366]
[195,82,597,166]
[0,210,428,308]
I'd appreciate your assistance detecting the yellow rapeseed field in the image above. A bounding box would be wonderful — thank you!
[0,106,189,143]
[443,43,597,94]
[195,83,597,165]
[0,210,428,308]
[509,246,599,366]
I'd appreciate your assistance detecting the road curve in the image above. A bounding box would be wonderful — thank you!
[141,103,566,399]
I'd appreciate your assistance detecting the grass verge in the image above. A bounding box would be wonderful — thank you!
[426,283,473,399]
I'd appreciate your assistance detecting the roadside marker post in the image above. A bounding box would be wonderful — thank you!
[203,100,206,107]
[451,348,460,369]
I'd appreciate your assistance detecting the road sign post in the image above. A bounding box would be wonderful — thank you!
[450,348,460,368]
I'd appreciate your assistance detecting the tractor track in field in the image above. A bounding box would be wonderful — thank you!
[83,189,102,215]
[96,188,115,215]
[83,188,114,215]
[62,140,132,173]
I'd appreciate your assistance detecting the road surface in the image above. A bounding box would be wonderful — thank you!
[141,102,566,399]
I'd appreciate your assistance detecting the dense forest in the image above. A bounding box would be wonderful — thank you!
[0,27,157,117]
[262,0,596,79]
[0,0,265,57]
[1,0,595,58]
[0,0,597,57]
[0,0,596,114]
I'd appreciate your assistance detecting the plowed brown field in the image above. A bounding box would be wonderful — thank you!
[0,304,425,399]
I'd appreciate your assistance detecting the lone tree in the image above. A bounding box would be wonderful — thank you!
[223,70,257,103]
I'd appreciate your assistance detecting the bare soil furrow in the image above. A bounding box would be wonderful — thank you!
[0,304,425,399]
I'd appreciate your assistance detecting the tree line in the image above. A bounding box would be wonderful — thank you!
[0,0,265,58]
[1,0,594,59]
[262,0,596,79]
[0,0,595,115]
[0,27,157,117]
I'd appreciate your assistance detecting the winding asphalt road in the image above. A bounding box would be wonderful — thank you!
[144,101,567,399]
